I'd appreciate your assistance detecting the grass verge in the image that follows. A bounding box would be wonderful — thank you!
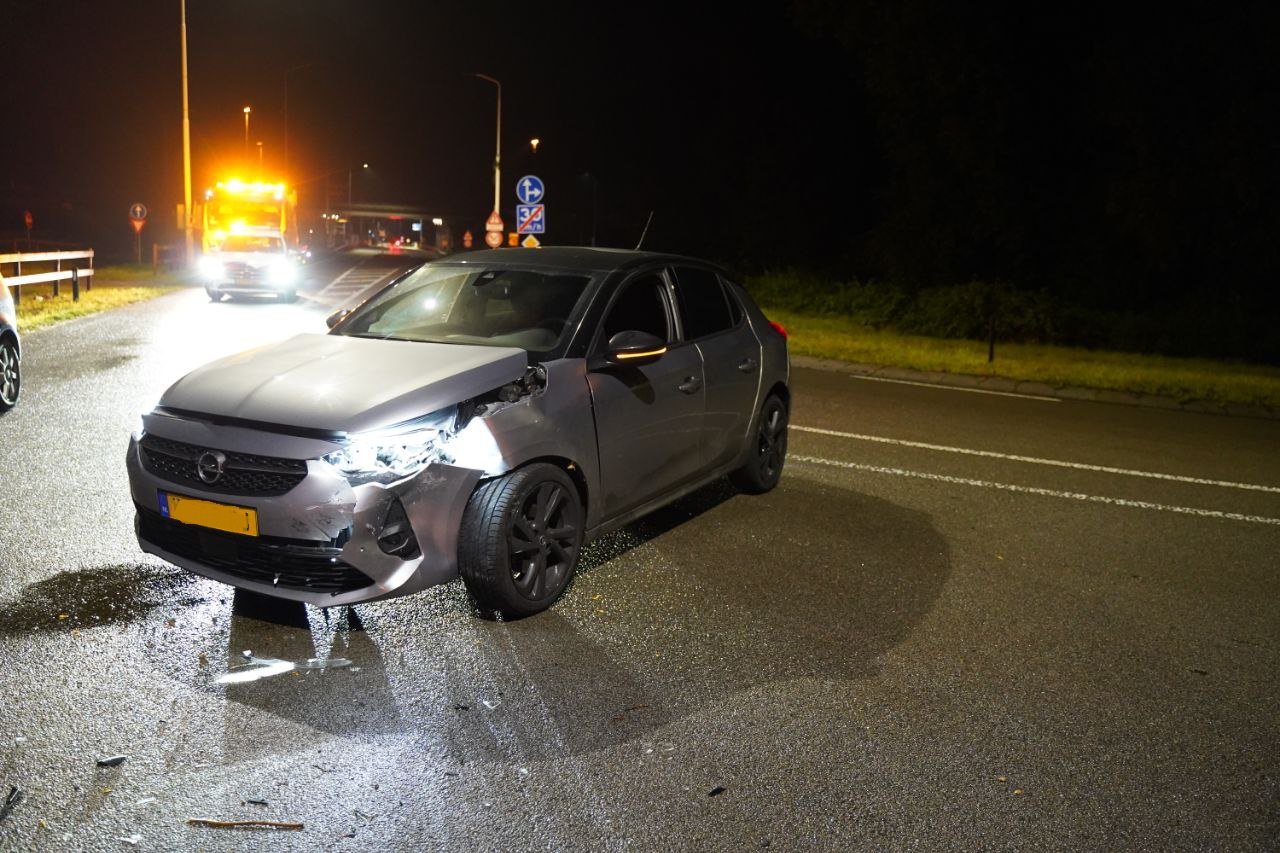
[15,281,185,332]
[764,307,1280,409]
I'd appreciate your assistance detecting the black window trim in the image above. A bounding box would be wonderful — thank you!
[588,265,684,356]
[668,264,746,343]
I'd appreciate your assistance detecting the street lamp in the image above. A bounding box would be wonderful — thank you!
[256,141,264,173]
[471,73,501,217]
[530,137,540,153]
[179,0,194,265]
[348,162,369,205]
[243,105,251,157]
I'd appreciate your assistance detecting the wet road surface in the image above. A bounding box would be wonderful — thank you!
[0,278,1277,850]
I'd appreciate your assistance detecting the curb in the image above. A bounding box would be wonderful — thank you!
[791,355,1280,421]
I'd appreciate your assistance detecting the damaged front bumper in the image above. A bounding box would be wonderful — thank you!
[126,426,481,607]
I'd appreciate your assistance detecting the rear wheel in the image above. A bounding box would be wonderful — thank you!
[206,287,223,302]
[730,394,788,494]
[0,337,20,412]
[458,463,584,617]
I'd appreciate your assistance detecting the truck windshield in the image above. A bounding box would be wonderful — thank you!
[335,264,592,356]
[221,235,282,252]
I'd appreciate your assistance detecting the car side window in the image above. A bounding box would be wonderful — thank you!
[600,274,671,344]
[673,267,735,340]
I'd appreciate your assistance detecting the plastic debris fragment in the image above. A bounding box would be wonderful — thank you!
[118,834,142,846]
[215,656,353,684]
[187,818,303,830]
[708,786,726,797]
[0,786,23,823]
[97,755,128,768]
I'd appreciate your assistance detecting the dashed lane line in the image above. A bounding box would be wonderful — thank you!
[846,373,1061,401]
[789,455,1280,527]
[792,425,1280,494]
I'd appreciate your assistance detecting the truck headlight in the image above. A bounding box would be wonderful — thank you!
[322,412,454,486]
[268,259,297,286]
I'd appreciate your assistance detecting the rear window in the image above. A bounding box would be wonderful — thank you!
[672,266,735,339]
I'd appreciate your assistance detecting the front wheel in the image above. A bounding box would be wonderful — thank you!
[206,287,223,302]
[730,393,788,494]
[0,337,20,412]
[458,463,585,617]
[280,289,299,303]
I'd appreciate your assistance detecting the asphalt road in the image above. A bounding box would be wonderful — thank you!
[0,269,1277,851]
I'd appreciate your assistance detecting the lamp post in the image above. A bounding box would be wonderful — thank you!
[348,162,369,205]
[243,105,251,157]
[179,0,194,265]
[472,73,501,217]
[256,141,264,173]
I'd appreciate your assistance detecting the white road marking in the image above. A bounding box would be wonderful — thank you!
[790,455,1280,527]
[793,425,1280,494]
[847,373,1061,402]
[317,259,405,304]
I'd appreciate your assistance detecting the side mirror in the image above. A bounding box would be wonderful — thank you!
[606,330,667,366]
[325,308,351,329]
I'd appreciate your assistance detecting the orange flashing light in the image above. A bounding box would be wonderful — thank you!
[615,347,668,360]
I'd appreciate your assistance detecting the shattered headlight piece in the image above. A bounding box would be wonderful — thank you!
[322,409,455,486]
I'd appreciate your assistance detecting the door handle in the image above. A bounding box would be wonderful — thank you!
[737,357,758,373]
[677,376,703,394]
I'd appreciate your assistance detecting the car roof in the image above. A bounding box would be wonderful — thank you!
[438,246,725,275]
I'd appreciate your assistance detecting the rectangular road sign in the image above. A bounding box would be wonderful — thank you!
[516,204,545,234]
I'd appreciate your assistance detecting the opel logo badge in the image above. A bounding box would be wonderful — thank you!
[197,450,227,484]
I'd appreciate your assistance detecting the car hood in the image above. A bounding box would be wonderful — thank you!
[216,251,282,267]
[160,333,527,433]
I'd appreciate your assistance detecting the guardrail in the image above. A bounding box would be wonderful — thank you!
[0,249,94,304]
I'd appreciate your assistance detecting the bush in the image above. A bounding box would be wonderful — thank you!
[742,271,1279,364]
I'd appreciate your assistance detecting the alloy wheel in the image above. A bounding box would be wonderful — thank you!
[0,341,19,408]
[507,481,581,601]
[756,401,787,480]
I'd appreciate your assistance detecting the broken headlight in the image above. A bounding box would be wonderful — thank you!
[322,410,453,486]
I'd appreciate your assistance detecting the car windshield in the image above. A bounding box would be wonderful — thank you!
[221,235,282,252]
[335,264,593,355]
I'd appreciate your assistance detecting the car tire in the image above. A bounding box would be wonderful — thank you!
[206,287,223,302]
[458,463,585,617]
[0,336,20,412]
[280,289,299,303]
[729,393,788,494]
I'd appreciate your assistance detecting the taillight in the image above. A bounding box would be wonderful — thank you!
[768,320,788,340]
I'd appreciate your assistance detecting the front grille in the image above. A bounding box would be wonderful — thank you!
[137,506,370,595]
[140,434,308,496]
[225,262,266,282]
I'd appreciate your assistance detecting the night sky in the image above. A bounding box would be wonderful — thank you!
[3,1,1279,328]
[0,1,859,264]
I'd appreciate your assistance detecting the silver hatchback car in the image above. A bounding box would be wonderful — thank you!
[128,248,789,615]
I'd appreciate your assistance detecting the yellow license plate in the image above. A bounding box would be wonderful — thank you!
[160,491,259,537]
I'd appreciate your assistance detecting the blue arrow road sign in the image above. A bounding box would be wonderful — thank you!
[129,202,148,221]
[516,175,545,205]
[516,204,546,234]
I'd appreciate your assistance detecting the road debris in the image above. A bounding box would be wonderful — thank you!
[708,786,726,797]
[198,652,209,667]
[611,704,650,723]
[96,755,129,768]
[215,656,353,684]
[0,786,24,823]
[118,834,142,846]
[187,818,303,830]
[481,699,500,710]
[243,799,269,807]
[135,797,157,807]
